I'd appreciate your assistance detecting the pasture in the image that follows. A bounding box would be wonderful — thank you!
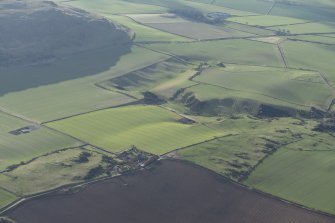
[47,105,222,154]
[0,112,81,171]
[194,65,333,109]
[146,39,284,67]
[213,0,274,14]
[227,15,306,27]
[0,147,107,196]
[246,148,335,215]
[269,22,335,34]
[282,40,335,85]
[178,116,317,180]
[0,189,16,210]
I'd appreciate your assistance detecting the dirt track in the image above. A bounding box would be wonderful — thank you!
[7,160,335,223]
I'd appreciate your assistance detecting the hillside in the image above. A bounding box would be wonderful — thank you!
[0,0,132,67]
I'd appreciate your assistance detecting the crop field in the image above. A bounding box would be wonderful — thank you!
[7,160,335,223]
[47,105,222,154]
[0,147,108,196]
[246,148,335,215]
[194,65,333,109]
[0,189,16,209]
[146,39,284,67]
[227,15,306,27]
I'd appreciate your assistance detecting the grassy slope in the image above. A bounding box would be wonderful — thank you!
[184,84,309,111]
[0,147,105,196]
[178,116,317,180]
[195,65,333,109]
[0,189,16,209]
[146,39,284,67]
[246,148,335,215]
[47,105,222,154]
[0,46,169,122]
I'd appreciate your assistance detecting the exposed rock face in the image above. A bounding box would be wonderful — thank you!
[0,0,132,67]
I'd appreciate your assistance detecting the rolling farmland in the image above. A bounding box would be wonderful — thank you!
[47,105,222,154]
[1,0,335,222]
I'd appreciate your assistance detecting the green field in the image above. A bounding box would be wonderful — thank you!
[0,112,81,171]
[0,189,16,209]
[60,0,166,14]
[227,15,306,27]
[289,35,335,45]
[178,116,317,180]
[0,46,169,122]
[213,0,273,14]
[0,147,107,195]
[1,0,335,218]
[269,22,335,34]
[194,65,333,109]
[246,148,335,214]
[47,105,223,154]
[282,40,335,85]
[146,22,251,40]
[146,39,284,67]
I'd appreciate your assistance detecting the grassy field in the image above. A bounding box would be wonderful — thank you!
[145,39,284,67]
[105,15,191,42]
[145,22,251,40]
[246,148,335,215]
[227,15,306,27]
[0,189,16,209]
[213,0,273,14]
[0,147,107,196]
[194,65,333,109]
[269,22,335,34]
[178,116,318,181]
[47,105,223,154]
[0,46,169,122]
[289,35,335,45]
[270,2,335,22]
[0,127,82,171]
[60,0,166,14]
[0,112,81,171]
[282,40,335,86]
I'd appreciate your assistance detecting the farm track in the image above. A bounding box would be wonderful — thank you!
[277,43,288,68]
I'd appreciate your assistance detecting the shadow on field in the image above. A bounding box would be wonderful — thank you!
[0,44,132,96]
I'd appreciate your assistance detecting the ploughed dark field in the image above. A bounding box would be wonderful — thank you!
[7,160,335,223]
